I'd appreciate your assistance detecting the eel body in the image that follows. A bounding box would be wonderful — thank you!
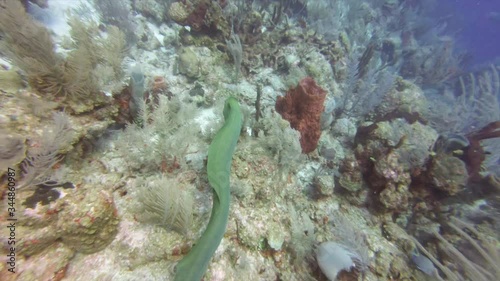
[174,97,242,281]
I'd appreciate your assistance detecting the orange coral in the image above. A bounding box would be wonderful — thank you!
[275,77,326,153]
[147,76,171,104]
[151,76,167,94]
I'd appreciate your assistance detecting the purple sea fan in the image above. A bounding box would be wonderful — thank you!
[317,213,371,280]
[316,241,367,280]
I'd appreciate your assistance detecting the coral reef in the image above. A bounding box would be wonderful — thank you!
[1,0,499,280]
[177,46,202,79]
[133,0,168,23]
[0,133,26,172]
[56,189,119,254]
[11,186,118,257]
[138,175,194,235]
[0,69,25,94]
[338,155,365,194]
[353,119,438,210]
[128,65,146,122]
[0,2,126,114]
[275,77,327,153]
[168,0,229,37]
[427,153,468,195]
[463,121,500,181]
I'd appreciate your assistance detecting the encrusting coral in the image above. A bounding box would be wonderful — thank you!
[275,77,326,153]
[168,0,229,36]
[15,186,119,256]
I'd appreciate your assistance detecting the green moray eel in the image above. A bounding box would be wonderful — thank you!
[174,97,243,281]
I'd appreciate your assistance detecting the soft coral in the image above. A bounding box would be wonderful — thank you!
[463,121,500,181]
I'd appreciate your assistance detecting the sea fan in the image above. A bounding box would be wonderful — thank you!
[19,112,73,190]
[316,213,371,280]
[139,176,194,235]
[316,241,361,280]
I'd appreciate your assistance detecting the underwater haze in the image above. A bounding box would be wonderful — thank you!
[435,0,500,67]
[0,0,499,281]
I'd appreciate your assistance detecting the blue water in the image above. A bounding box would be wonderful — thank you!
[435,0,500,66]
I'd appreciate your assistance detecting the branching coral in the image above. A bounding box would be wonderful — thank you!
[463,121,500,182]
[0,0,64,97]
[226,32,243,81]
[412,217,500,281]
[138,176,194,235]
[18,112,74,190]
[0,2,127,113]
[425,65,499,135]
